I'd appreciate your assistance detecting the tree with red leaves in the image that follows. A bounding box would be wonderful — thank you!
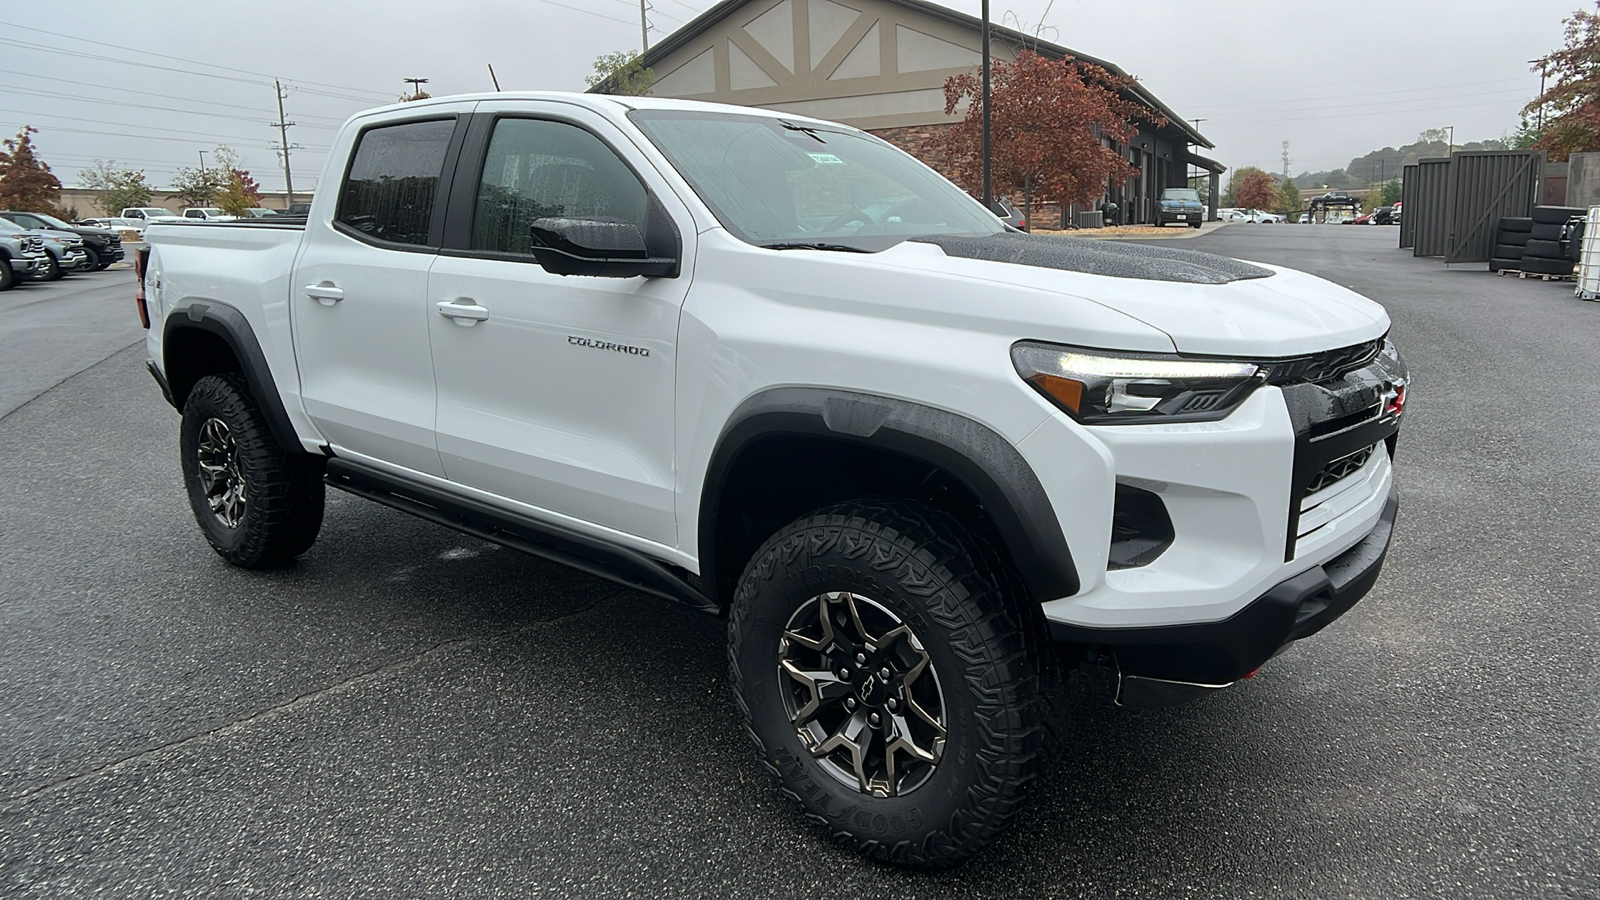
[212,146,263,216]
[941,50,1161,220]
[1232,167,1282,212]
[1527,3,1600,161]
[0,125,63,213]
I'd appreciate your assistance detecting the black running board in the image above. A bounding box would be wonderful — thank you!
[324,459,717,614]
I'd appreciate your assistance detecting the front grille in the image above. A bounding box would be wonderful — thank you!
[1262,339,1384,386]
[1306,444,1376,495]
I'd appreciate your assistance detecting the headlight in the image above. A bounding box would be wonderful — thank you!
[1012,341,1264,425]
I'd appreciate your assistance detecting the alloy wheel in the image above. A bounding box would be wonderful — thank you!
[196,417,247,528]
[778,591,946,797]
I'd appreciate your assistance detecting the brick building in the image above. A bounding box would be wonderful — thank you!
[623,0,1223,226]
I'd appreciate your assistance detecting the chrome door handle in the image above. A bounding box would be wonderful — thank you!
[305,283,344,306]
[436,298,490,325]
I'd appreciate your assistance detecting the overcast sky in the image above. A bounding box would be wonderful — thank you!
[2,0,1583,196]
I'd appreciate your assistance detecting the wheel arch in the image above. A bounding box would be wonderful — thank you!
[162,300,301,455]
[699,388,1080,610]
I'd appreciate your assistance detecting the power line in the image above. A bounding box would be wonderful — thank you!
[0,87,338,129]
[0,69,347,122]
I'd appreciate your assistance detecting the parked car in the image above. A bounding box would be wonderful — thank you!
[987,197,1028,231]
[243,208,280,218]
[1155,187,1204,228]
[1351,213,1373,225]
[0,218,50,290]
[0,210,125,270]
[1224,208,1282,224]
[141,92,1407,868]
[5,218,91,279]
[1298,213,1312,224]
[183,207,238,222]
[113,207,183,233]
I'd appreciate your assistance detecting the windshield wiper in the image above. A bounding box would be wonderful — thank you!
[779,121,826,144]
[759,241,872,253]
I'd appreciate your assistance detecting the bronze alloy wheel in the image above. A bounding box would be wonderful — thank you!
[778,591,947,798]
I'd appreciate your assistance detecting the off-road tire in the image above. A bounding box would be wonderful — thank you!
[0,257,14,291]
[729,498,1055,869]
[180,373,325,567]
[1520,256,1574,276]
[41,253,63,280]
[1524,239,1563,260]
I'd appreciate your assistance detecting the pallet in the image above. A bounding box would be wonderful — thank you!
[1497,268,1576,282]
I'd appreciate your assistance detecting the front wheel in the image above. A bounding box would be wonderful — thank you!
[0,257,14,291]
[729,499,1053,868]
[82,246,102,270]
[41,253,63,280]
[180,372,325,567]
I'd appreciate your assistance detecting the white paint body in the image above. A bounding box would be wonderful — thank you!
[143,92,1394,632]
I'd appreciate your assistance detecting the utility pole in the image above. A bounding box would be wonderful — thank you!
[272,79,297,207]
[641,0,651,52]
[981,0,992,210]
[402,77,429,100]
[1447,125,1455,156]
[1281,141,1290,182]
[1529,57,1549,131]
[198,150,207,173]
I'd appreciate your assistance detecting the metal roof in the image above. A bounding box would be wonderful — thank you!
[623,0,1214,149]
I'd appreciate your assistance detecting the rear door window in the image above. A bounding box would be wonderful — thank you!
[336,118,456,247]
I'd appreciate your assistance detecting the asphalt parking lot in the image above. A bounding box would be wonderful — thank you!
[2,228,1596,898]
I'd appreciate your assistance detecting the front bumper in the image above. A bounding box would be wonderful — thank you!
[1051,486,1397,702]
[9,254,45,277]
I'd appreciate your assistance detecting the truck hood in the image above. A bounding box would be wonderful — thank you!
[883,235,1389,357]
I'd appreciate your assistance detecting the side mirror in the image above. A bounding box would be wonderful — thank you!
[529,216,678,278]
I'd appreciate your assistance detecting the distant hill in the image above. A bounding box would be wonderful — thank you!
[1294,133,1509,189]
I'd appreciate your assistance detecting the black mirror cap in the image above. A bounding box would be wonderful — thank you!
[528,196,681,279]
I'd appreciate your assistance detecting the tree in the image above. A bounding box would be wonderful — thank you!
[940,50,1158,218]
[80,160,151,214]
[170,163,227,209]
[210,146,261,216]
[1230,167,1280,211]
[0,125,63,213]
[1279,177,1301,216]
[1381,178,1403,205]
[1526,3,1600,161]
[586,51,656,96]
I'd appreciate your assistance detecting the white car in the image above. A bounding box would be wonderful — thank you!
[140,91,1406,867]
[1224,208,1283,224]
[111,207,183,233]
[182,207,238,222]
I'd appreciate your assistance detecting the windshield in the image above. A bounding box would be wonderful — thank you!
[1162,189,1200,202]
[630,110,1003,250]
[26,212,73,229]
[0,217,24,232]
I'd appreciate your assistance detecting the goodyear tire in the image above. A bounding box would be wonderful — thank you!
[729,499,1053,869]
[180,373,325,567]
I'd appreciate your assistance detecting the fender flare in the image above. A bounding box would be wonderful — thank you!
[699,387,1080,605]
[162,299,302,455]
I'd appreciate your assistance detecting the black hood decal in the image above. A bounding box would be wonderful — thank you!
[910,232,1275,285]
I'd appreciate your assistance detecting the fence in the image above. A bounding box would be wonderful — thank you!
[1401,150,1544,263]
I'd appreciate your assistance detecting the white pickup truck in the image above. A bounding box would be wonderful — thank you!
[139,92,1407,868]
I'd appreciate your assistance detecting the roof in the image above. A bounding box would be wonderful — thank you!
[624,0,1213,149]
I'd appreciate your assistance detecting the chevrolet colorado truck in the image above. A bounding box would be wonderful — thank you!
[139,92,1407,868]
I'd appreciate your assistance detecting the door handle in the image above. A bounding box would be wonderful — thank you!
[436,298,490,325]
[305,283,344,306]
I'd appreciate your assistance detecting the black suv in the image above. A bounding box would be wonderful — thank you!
[0,210,124,270]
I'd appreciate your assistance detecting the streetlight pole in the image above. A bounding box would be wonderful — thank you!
[981,0,992,211]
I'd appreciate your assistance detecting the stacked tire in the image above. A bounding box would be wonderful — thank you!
[1506,206,1586,277]
[1491,216,1532,272]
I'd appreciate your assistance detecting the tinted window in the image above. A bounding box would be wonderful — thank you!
[337,118,455,246]
[470,118,648,256]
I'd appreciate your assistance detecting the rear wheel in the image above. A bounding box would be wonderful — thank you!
[729,499,1053,868]
[180,373,325,567]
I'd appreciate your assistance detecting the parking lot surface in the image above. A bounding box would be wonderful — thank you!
[2,229,1596,898]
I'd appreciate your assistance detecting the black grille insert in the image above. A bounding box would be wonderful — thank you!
[1306,444,1376,495]
[1262,339,1384,387]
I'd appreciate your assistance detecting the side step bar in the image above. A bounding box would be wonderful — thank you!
[324,459,718,615]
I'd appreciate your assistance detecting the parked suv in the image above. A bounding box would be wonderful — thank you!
[10,219,90,279]
[141,92,1407,868]
[0,210,124,270]
[0,217,50,290]
[1155,187,1205,227]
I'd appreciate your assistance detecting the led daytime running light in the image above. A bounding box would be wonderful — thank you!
[1052,352,1259,381]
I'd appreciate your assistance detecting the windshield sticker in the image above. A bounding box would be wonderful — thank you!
[808,152,845,165]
